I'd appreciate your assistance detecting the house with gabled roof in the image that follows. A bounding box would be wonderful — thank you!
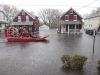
[84,12,100,31]
[0,9,9,32]
[10,9,39,33]
[58,8,83,34]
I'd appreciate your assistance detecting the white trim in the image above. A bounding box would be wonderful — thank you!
[12,9,35,21]
[22,11,25,15]
[75,25,76,33]
[74,15,77,21]
[18,16,21,22]
[69,10,73,14]
[60,8,83,19]
[65,15,69,21]
[68,24,69,34]
[26,16,29,22]
[61,25,63,33]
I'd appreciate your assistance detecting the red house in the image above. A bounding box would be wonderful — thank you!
[58,8,83,34]
[10,9,39,33]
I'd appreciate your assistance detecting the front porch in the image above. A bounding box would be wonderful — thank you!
[61,24,82,34]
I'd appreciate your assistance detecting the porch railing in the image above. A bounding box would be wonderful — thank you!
[69,29,80,32]
[76,29,80,32]
[69,29,74,32]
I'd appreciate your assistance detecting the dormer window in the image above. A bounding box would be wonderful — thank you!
[69,10,73,14]
[22,11,25,15]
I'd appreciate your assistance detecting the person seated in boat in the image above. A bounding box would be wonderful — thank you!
[24,31,30,37]
[20,27,26,37]
[18,27,23,36]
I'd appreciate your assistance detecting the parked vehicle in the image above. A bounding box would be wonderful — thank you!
[86,30,96,35]
[89,30,94,35]
[86,30,90,34]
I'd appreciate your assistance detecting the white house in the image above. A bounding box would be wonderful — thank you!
[83,12,100,31]
[0,9,9,32]
[39,25,49,30]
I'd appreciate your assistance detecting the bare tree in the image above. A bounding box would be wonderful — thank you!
[38,8,63,28]
[0,4,20,18]
[30,11,34,15]
[84,7,100,18]
[0,4,20,26]
[96,7,100,13]
[38,8,49,25]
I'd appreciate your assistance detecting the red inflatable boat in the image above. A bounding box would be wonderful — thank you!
[4,28,50,42]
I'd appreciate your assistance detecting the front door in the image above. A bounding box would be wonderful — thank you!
[66,25,68,32]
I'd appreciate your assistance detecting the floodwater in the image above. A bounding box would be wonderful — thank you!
[0,29,100,75]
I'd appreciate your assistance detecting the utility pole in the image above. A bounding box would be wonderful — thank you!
[93,30,96,54]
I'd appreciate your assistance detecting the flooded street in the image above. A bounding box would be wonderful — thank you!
[0,29,100,75]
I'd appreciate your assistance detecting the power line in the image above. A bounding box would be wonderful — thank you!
[9,4,99,9]
[77,0,98,10]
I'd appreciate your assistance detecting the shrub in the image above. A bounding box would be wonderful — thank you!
[71,55,87,69]
[61,55,70,69]
[98,60,100,67]
[61,54,87,70]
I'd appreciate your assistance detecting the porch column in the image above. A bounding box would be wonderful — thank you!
[68,24,69,34]
[65,24,66,33]
[61,25,63,33]
[75,24,76,33]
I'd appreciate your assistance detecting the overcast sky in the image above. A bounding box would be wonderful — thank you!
[0,0,100,16]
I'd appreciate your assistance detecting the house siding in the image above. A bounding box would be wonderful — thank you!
[61,11,82,21]
[0,11,9,32]
[13,12,34,22]
[13,10,39,33]
[84,16,100,30]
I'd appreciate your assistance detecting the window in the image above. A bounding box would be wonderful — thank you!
[65,15,69,21]
[22,11,25,15]
[74,15,77,21]
[18,16,21,22]
[69,25,73,29]
[26,16,29,22]
[69,10,73,14]
[76,25,79,29]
